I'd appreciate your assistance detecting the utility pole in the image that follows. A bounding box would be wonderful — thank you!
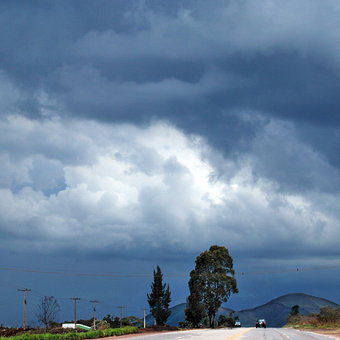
[142,309,148,328]
[116,306,126,328]
[70,298,80,329]
[18,288,31,329]
[89,300,99,330]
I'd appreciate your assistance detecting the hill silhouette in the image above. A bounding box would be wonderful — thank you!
[235,293,340,327]
[147,293,340,327]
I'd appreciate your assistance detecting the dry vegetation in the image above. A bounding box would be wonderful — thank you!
[286,306,340,338]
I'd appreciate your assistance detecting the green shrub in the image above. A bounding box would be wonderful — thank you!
[0,327,138,340]
[178,320,192,329]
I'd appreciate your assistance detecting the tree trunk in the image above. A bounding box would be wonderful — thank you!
[209,313,215,328]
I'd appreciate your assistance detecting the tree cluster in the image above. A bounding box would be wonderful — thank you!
[36,296,143,331]
[102,314,142,328]
[185,245,238,328]
[218,312,239,328]
[287,304,340,327]
[147,245,238,329]
[317,306,340,324]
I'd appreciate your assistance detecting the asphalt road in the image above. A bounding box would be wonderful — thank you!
[121,328,339,340]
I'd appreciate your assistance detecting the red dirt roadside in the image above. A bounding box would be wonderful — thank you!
[303,329,340,338]
[104,327,181,339]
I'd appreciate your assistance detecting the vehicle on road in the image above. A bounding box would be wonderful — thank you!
[234,321,241,327]
[256,319,266,328]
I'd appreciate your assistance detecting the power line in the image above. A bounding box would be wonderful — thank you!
[0,299,17,307]
[0,266,164,278]
[1,263,340,282]
[237,264,340,277]
[0,279,27,290]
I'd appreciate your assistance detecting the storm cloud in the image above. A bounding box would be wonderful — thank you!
[1,115,339,260]
[1,0,340,326]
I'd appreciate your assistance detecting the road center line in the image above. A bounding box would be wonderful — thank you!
[225,328,252,340]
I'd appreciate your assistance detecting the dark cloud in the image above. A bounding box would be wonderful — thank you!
[2,1,339,129]
[1,1,339,166]
[1,0,340,327]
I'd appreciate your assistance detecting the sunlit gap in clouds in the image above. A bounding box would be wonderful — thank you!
[0,115,339,260]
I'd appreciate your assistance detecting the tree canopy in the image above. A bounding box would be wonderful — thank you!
[186,245,238,328]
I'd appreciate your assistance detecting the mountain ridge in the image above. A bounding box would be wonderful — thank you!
[147,293,340,327]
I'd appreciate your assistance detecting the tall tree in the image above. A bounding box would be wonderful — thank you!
[185,270,206,327]
[187,245,238,328]
[36,296,60,330]
[147,265,171,326]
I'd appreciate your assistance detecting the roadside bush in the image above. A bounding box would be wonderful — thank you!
[286,314,302,325]
[286,306,340,329]
[178,321,192,329]
[317,306,340,324]
[94,321,109,330]
[218,315,235,328]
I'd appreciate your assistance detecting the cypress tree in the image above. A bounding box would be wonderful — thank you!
[185,269,206,327]
[147,265,171,326]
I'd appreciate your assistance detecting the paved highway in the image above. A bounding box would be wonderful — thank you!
[121,328,338,340]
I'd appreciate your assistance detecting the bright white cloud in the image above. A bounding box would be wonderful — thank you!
[1,115,340,259]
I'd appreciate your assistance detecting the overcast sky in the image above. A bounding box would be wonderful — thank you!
[1,0,340,327]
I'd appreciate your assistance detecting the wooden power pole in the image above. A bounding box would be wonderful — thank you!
[89,300,99,330]
[143,309,148,328]
[70,298,80,328]
[18,288,31,329]
[116,306,126,328]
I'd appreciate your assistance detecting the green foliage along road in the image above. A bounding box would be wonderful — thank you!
[0,327,139,340]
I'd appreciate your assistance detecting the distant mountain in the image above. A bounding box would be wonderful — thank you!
[146,303,233,327]
[235,293,340,327]
[147,293,340,327]
[164,303,186,327]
